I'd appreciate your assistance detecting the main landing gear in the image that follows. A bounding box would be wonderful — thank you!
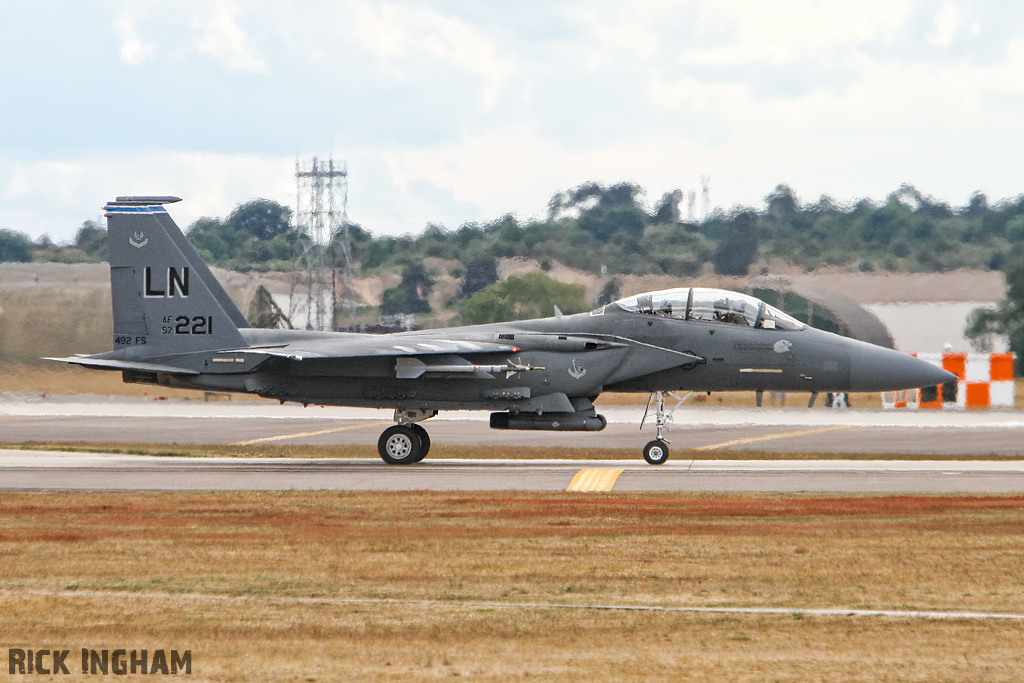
[640,391,690,465]
[377,395,691,466]
[377,409,436,465]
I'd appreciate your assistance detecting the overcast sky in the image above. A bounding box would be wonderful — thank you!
[3,0,1024,243]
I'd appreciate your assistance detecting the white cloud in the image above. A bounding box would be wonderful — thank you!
[0,153,294,240]
[567,1,669,69]
[928,1,964,47]
[677,0,914,67]
[192,0,268,73]
[346,1,512,108]
[5,1,1024,244]
[114,13,155,65]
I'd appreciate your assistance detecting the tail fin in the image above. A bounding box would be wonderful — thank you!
[105,196,248,354]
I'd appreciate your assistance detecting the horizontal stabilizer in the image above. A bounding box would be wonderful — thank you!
[45,356,199,375]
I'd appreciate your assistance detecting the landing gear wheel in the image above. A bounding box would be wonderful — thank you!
[378,425,423,465]
[643,439,670,465]
[409,423,431,462]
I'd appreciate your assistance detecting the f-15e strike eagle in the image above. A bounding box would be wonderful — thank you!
[49,196,955,465]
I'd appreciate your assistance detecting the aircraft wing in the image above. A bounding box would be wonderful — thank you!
[231,336,519,361]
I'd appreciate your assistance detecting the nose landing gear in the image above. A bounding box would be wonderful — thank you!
[643,439,669,465]
[640,391,690,465]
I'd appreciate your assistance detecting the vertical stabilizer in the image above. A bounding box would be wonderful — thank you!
[105,196,248,354]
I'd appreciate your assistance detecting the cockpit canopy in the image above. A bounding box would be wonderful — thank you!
[611,287,806,331]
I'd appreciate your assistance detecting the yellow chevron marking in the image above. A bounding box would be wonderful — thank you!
[695,425,854,451]
[567,468,624,492]
[232,421,392,446]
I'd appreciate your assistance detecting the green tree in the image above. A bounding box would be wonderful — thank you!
[1007,215,1024,243]
[460,256,498,297]
[964,191,988,218]
[966,256,1024,374]
[547,182,648,242]
[187,217,237,263]
[360,237,396,269]
[381,287,431,315]
[380,262,433,315]
[74,220,107,261]
[578,204,646,241]
[0,229,33,262]
[595,277,622,306]
[765,184,800,221]
[653,189,683,224]
[712,211,760,276]
[462,272,588,324]
[228,199,292,240]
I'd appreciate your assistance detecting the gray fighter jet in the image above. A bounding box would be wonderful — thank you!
[49,196,955,465]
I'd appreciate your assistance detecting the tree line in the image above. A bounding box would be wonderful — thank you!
[7,181,1024,276]
[3,181,1024,335]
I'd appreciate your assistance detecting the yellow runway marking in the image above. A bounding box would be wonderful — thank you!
[232,421,392,446]
[695,425,855,451]
[568,469,624,492]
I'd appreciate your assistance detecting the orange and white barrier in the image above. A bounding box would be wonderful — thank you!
[882,352,1016,410]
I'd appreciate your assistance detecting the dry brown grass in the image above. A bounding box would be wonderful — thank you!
[1,491,1024,681]
[0,289,112,363]
[0,363,232,400]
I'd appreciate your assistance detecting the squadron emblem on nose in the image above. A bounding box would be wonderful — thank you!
[568,358,587,379]
[129,231,149,249]
[774,340,792,354]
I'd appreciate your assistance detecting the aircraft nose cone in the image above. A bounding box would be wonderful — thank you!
[849,342,958,392]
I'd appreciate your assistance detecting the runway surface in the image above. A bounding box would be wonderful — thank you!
[4,398,1024,453]
[3,449,1024,493]
[3,398,1024,492]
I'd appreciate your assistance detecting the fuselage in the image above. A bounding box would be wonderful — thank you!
[151,295,952,412]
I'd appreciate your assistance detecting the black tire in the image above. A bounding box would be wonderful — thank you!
[409,423,431,462]
[378,425,423,465]
[643,439,670,465]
